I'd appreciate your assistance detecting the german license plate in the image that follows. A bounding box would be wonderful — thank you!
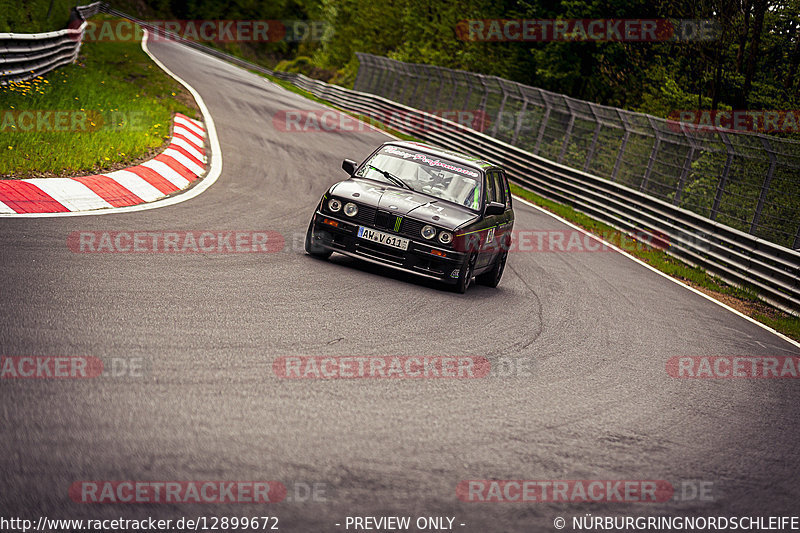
[357,226,409,250]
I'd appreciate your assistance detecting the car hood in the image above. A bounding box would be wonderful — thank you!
[331,179,479,230]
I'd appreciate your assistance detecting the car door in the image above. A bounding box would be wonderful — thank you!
[476,169,501,269]
[493,169,513,253]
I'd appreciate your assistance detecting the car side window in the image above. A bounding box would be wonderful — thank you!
[493,171,506,206]
[485,171,497,205]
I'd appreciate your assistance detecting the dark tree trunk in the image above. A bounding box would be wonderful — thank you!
[736,0,752,73]
[740,0,766,107]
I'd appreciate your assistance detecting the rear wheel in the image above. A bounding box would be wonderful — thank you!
[476,249,508,288]
[453,253,477,294]
[305,219,332,259]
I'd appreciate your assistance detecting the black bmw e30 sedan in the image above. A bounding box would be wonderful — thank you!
[304,141,514,293]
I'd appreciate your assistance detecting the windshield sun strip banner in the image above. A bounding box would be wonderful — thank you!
[382,146,481,178]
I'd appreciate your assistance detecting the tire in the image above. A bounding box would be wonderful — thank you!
[453,252,477,294]
[476,249,508,288]
[305,219,332,259]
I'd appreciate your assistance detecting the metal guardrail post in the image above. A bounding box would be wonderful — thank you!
[460,72,473,111]
[362,55,380,94]
[611,110,631,182]
[710,132,735,221]
[385,61,401,102]
[394,62,412,104]
[490,81,509,138]
[533,90,552,155]
[476,75,489,118]
[376,59,393,98]
[404,63,420,108]
[583,104,602,173]
[673,123,697,205]
[750,136,777,235]
[640,116,661,192]
[558,98,576,164]
[511,91,529,146]
[431,66,445,110]
[353,55,367,92]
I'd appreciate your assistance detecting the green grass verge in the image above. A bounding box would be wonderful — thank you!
[754,314,800,341]
[0,16,199,178]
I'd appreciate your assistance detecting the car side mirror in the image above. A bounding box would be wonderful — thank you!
[342,159,358,176]
[484,201,505,216]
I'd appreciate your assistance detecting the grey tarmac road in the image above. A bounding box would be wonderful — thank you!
[1,36,800,532]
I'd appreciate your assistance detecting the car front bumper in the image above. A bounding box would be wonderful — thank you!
[309,211,466,284]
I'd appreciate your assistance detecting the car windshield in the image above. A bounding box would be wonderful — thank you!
[355,145,483,210]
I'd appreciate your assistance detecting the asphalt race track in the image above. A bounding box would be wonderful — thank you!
[1,36,799,531]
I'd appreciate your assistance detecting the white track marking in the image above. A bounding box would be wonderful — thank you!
[104,170,165,202]
[22,178,113,211]
[173,124,205,147]
[0,200,15,214]
[171,138,205,161]
[162,148,204,176]
[174,115,205,136]
[141,160,190,188]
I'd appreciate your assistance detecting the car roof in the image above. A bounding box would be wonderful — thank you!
[381,141,496,171]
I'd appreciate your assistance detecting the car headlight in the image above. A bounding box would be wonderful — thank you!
[438,231,453,244]
[327,198,342,213]
[421,225,437,240]
[343,202,359,217]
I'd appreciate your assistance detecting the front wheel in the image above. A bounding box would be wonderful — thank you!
[476,249,508,288]
[305,219,332,259]
[453,253,477,294]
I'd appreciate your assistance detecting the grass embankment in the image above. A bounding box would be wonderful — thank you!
[0,15,199,178]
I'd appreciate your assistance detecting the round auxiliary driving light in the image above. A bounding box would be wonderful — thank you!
[344,202,359,217]
[438,231,453,244]
[327,198,342,212]
[421,225,437,240]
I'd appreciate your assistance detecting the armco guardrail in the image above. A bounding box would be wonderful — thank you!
[94,7,800,314]
[0,2,103,84]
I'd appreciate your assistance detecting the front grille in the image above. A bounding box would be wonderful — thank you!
[375,210,402,232]
[351,204,377,225]
[401,218,426,240]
